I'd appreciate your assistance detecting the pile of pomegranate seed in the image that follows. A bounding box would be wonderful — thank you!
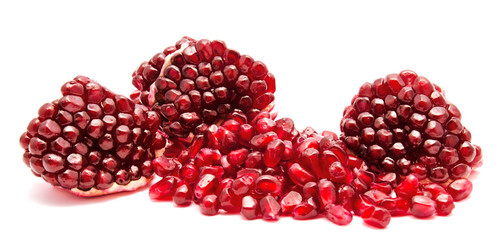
[19,76,166,196]
[20,36,482,228]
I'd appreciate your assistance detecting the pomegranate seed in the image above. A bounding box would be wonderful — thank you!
[411,195,436,218]
[219,188,242,212]
[446,178,473,201]
[149,176,180,200]
[263,139,285,167]
[200,194,219,216]
[434,193,455,216]
[337,184,356,212]
[241,195,259,220]
[353,195,376,216]
[325,204,353,226]
[254,175,282,196]
[280,191,302,215]
[363,189,389,204]
[260,196,281,220]
[231,175,254,196]
[194,174,218,199]
[395,174,420,199]
[378,197,410,216]
[317,179,337,209]
[361,206,391,228]
[173,182,193,206]
[288,163,315,187]
[292,197,318,220]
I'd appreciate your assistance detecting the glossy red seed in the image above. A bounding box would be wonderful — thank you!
[260,196,281,220]
[254,175,282,196]
[447,178,473,201]
[434,193,455,216]
[288,163,315,187]
[149,176,180,200]
[361,206,391,228]
[353,195,376,216]
[241,195,259,220]
[292,198,318,220]
[317,179,336,209]
[395,174,419,199]
[200,194,219,216]
[325,204,353,226]
[280,191,302,215]
[379,197,410,216]
[194,174,218,199]
[263,139,284,167]
[173,183,193,206]
[411,195,436,218]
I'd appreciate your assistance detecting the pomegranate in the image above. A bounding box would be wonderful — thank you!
[20,76,165,196]
[340,70,482,184]
[130,37,276,140]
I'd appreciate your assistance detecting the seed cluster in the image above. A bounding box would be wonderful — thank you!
[340,70,481,183]
[131,37,275,139]
[20,76,165,195]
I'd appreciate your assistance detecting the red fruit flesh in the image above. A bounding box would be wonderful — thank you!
[340,70,481,184]
[131,37,276,139]
[21,76,164,197]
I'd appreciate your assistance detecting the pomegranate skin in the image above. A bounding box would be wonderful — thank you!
[21,76,165,197]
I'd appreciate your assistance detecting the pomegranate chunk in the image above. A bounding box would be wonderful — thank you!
[340,70,481,184]
[21,76,164,197]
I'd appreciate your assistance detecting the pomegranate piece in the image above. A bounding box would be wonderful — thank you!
[340,70,481,184]
[21,76,164,197]
[292,198,318,220]
[411,195,436,218]
[131,37,276,139]
[194,173,219,199]
[149,176,181,200]
[241,195,259,220]
[379,197,410,216]
[280,191,302,215]
[317,179,337,209]
[361,206,391,228]
[353,195,376,216]
[433,193,455,216]
[254,175,282,196]
[260,195,281,220]
[446,178,473,201]
[395,174,420,199]
[173,182,193,206]
[200,194,219,216]
[325,204,353,226]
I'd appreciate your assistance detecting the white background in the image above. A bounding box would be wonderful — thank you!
[1,0,499,239]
